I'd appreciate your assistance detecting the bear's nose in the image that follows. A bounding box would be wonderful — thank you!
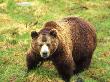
[42,52,48,57]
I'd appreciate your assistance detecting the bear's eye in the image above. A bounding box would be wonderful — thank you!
[47,43,50,47]
[39,44,43,47]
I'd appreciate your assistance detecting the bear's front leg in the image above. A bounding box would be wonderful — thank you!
[52,55,76,82]
[26,50,42,71]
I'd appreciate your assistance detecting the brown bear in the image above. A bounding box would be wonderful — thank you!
[26,17,97,82]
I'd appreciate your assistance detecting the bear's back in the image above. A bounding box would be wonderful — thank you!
[63,17,97,62]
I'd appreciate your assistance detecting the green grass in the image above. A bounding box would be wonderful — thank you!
[0,0,110,82]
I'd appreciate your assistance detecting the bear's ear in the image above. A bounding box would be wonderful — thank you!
[49,29,57,37]
[31,31,39,39]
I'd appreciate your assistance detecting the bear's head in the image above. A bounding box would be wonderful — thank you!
[31,29,59,59]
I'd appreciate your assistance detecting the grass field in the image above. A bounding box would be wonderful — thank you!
[0,0,110,82]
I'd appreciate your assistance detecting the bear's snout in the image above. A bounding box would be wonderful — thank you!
[42,52,48,58]
[40,44,50,58]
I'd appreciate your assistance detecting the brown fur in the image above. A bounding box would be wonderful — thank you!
[26,17,97,82]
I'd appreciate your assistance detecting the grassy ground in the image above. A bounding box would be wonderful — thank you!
[0,0,110,82]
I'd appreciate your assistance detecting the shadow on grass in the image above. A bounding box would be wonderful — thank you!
[25,65,61,82]
[0,8,7,14]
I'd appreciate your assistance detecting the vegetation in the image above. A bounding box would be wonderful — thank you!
[0,0,110,82]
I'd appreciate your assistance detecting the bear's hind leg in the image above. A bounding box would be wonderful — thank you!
[74,57,92,74]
